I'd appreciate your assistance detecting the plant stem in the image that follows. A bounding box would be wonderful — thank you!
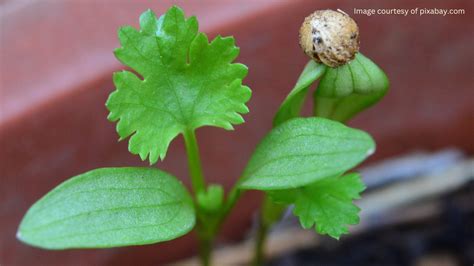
[219,182,242,222]
[252,195,286,266]
[183,129,206,194]
[184,129,213,265]
[252,217,268,266]
[198,233,212,266]
[182,129,284,266]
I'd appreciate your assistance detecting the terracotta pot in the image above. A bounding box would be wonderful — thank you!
[1,0,472,265]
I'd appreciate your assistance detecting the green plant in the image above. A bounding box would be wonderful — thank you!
[17,6,389,265]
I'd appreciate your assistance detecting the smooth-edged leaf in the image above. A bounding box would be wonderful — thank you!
[17,168,195,249]
[273,61,326,127]
[269,173,365,239]
[239,117,374,190]
[314,53,389,122]
[106,7,251,164]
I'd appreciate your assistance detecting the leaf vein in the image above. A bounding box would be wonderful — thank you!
[23,201,182,233]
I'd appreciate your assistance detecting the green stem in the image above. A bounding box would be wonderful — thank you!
[198,233,212,266]
[252,195,286,266]
[252,216,268,266]
[182,130,284,266]
[183,129,255,266]
[183,129,206,194]
[183,129,213,265]
[252,224,268,266]
[219,182,242,222]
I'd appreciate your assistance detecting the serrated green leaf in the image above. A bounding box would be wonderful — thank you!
[269,173,365,239]
[273,61,326,127]
[106,7,251,164]
[314,53,389,122]
[17,168,195,249]
[239,117,374,190]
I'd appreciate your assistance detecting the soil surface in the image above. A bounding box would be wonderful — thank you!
[267,181,474,266]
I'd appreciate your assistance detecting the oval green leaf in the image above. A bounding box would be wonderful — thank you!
[17,167,195,249]
[273,61,326,127]
[239,117,375,190]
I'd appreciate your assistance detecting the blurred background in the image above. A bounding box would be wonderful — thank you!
[1,0,473,265]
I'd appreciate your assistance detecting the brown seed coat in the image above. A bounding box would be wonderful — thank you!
[299,9,359,67]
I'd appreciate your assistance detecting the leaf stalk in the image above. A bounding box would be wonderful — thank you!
[183,129,206,194]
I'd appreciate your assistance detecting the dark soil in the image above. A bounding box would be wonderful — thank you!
[267,181,474,266]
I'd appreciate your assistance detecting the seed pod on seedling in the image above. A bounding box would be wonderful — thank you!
[299,9,360,67]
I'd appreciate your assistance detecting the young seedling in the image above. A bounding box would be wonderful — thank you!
[17,6,388,266]
[253,9,388,264]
